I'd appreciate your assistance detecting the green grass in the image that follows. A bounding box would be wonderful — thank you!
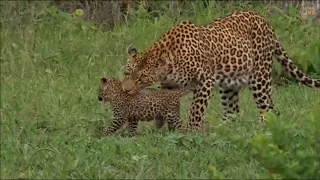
[1,2,320,179]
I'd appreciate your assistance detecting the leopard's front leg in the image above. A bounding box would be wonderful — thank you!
[187,78,214,132]
[104,111,127,136]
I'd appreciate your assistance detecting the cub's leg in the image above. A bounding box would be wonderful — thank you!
[164,111,182,131]
[126,119,139,137]
[104,111,127,136]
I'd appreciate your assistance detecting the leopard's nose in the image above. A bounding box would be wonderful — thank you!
[98,96,103,101]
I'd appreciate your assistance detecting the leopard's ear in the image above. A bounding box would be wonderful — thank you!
[127,44,138,56]
[100,77,107,84]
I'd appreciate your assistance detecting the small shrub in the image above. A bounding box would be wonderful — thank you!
[216,105,320,179]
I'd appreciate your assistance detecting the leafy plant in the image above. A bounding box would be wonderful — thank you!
[216,105,320,179]
[267,4,320,82]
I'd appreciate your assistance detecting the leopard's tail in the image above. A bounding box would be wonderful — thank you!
[274,40,320,88]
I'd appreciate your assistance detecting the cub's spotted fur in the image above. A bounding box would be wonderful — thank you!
[98,77,188,136]
[122,10,320,132]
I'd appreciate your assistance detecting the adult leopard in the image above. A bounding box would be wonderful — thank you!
[122,10,320,132]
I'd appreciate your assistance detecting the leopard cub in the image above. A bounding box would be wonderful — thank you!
[98,77,189,137]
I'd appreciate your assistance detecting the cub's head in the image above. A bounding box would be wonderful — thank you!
[98,77,121,102]
[122,44,172,94]
[98,77,138,101]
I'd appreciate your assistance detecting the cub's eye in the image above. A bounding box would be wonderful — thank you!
[98,96,103,101]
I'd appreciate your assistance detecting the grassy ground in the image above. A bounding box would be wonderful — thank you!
[1,2,320,179]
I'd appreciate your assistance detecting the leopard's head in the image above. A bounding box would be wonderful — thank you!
[122,44,172,94]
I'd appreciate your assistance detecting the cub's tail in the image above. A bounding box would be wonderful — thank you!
[274,40,320,88]
[158,80,193,97]
[155,119,165,129]
[171,87,192,98]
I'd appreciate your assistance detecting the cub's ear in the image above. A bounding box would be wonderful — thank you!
[158,57,168,66]
[100,77,107,84]
[127,44,138,56]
